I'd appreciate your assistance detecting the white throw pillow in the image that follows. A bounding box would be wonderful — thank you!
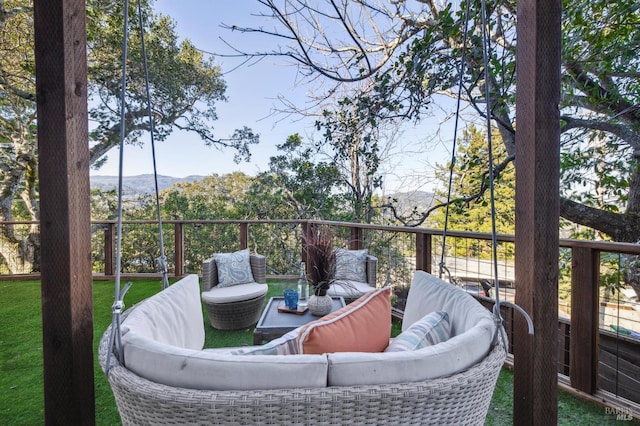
[214,248,254,288]
[334,248,368,282]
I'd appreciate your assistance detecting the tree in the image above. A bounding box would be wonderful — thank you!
[0,0,258,273]
[226,0,639,238]
[315,88,388,223]
[226,0,640,295]
[431,125,515,258]
[432,126,515,232]
[252,133,341,220]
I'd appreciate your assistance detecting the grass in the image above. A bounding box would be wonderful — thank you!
[1,279,637,425]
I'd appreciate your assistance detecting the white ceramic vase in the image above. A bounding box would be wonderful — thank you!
[307,294,332,316]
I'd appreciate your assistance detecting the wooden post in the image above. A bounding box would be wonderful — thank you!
[104,223,115,276]
[34,0,95,424]
[239,222,249,249]
[174,222,184,276]
[513,0,562,424]
[350,227,363,250]
[301,222,312,265]
[570,247,600,393]
[415,232,432,273]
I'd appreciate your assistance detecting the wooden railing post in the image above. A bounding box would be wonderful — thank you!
[570,246,600,393]
[104,223,115,276]
[174,222,184,277]
[301,221,311,265]
[239,222,248,249]
[350,226,363,250]
[416,232,432,273]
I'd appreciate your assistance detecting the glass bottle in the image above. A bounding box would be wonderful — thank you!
[297,261,309,307]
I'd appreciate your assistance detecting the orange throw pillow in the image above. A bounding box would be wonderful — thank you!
[296,287,392,354]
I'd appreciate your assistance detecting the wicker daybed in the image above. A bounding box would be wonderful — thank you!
[99,272,506,425]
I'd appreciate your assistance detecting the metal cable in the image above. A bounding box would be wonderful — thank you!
[105,0,132,374]
[137,0,169,289]
[479,0,533,345]
[439,0,472,281]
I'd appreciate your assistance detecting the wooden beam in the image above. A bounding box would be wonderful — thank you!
[513,0,562,424]
[33,0,95,424]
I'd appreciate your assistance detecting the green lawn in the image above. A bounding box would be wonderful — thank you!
[0,279,636,425]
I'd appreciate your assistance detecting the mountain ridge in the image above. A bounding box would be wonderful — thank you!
[90,174,436,211]
[90,174,204,194]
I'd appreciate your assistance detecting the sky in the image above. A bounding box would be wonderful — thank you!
[90,0,454,194]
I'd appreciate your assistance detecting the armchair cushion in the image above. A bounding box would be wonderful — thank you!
[201,282,268,304]
[214,248,254,288]
[334,248,368,282]
[327,280,376,299]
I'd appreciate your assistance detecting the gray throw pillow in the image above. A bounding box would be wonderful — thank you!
[334,248,368,282]
[214,248,254,288]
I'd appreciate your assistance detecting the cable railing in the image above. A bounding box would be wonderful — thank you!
[1,218,639,413]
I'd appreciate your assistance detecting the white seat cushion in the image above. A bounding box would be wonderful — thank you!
[123,332,329,390]
[201,282,268,304]
[403,271,494,336]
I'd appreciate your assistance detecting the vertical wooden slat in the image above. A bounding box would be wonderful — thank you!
[415,232,432,273]
[570,247,600,393]
[558,321,571,376]
[34,0,95,423]
[513,0,562,424]
[174,222,184,276]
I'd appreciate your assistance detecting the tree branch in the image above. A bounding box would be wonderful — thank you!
[561,115,640,155]
[559,197,640,242]
[385,153,515,227]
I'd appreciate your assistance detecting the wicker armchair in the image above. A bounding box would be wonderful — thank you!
[328,254,378,303]
[201,253,268,330]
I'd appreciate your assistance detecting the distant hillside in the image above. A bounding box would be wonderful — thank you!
[90,175,436,215]
[90,174,204,195]
[386,191,438,214]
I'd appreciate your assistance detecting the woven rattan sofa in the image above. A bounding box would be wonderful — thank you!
[99,272,506,425]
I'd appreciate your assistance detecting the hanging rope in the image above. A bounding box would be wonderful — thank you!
[438,0,472,283]
[479,0,534,344]
[136,0,169,290]
[105,0,171,373]
[438,0,534,351]
[105,0,133,374]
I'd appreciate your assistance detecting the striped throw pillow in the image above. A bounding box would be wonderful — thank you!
[385,311,450,352]
[231,328,300,355]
